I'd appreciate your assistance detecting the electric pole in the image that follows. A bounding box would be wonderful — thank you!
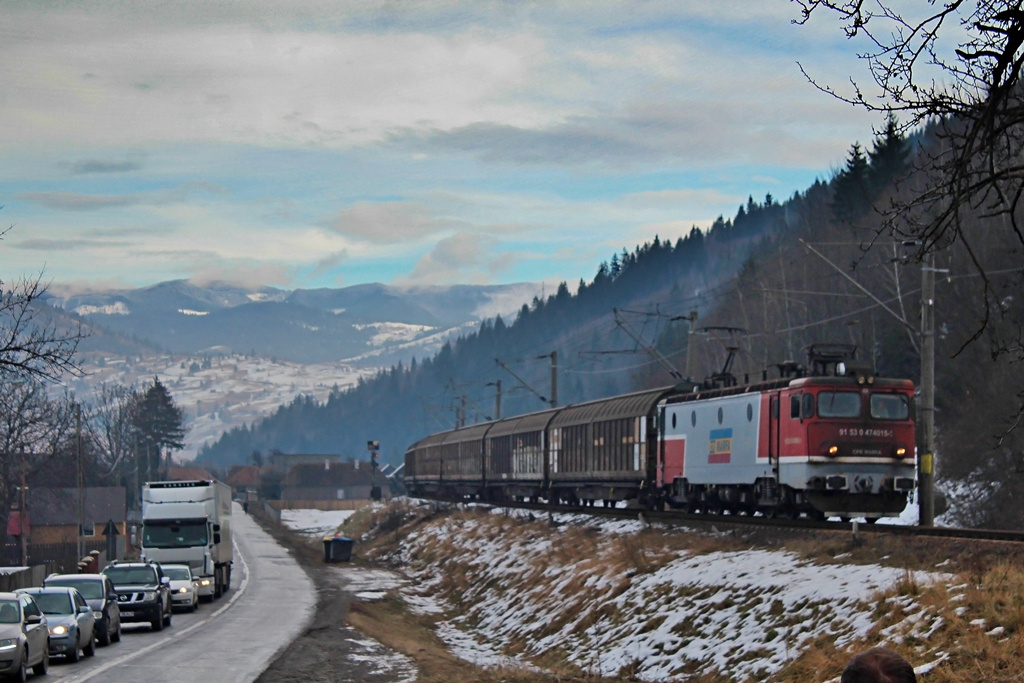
[919,251,936,526]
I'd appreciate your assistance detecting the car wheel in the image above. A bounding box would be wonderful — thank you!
[84,634,96,657]
[164,609,172,627]
[14,651,26,683]
[98,620,111,647]
[151,613,164,632]
[67,638,80,663]
[31,650,48,676]
[111,623,121,643]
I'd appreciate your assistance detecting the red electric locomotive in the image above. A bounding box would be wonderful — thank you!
[660,344,916,520]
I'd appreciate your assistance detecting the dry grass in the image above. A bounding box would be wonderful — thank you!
[338,501,1024,682]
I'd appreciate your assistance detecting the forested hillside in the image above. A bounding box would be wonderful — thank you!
[198,118,1024,529]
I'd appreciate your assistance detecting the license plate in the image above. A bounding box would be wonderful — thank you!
[121,611,134,617]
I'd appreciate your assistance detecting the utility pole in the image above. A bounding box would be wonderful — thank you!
[19,447,27,567]
[77,402,84,559]
[681,311,698,381]
[919,251,936,526]
[486,380,502,420]
[548,351,558,408]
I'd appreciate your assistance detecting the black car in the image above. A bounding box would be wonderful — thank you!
[101,561,172,631]
[42,573,121,646]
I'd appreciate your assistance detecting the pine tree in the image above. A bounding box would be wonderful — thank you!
[134,377,186,482]
[868,114,910,194]
[831,142,871,223]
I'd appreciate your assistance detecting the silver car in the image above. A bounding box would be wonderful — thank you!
[162,564,199,612]
[16,587,95,662]
[0,592,49,680]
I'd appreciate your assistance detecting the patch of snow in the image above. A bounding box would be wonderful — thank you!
[353,322,435,347]
[280,509,358,538]
[74,302,130,316]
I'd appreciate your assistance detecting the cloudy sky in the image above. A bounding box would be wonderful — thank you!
[1,1,881,294]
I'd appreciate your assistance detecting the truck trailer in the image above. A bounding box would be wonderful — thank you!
[140,479,233,600]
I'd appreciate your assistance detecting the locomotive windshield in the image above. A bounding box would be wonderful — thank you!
[870,393,909,420]
[816,392,861,418]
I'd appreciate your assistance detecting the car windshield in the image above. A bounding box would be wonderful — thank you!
[870,393,910,420]
[0,600,18,623]
[45,578,103,599]
[104,567,157,585]
[32,592,73,615]
[142,521,207,548]
[817,392,861,418]
[163,567,191,580]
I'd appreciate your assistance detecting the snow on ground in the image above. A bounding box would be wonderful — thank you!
[280,508,359,538]
[284,506,953,681]
[401,507,952,682]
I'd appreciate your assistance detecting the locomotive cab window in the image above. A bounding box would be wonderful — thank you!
[817,391,861,418]
[870,393,909,420]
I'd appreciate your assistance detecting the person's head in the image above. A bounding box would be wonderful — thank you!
[841,647,916,683]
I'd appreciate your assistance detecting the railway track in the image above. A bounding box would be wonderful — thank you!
[428,497,1024,544]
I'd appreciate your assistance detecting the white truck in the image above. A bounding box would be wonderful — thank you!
[140,479,233,601]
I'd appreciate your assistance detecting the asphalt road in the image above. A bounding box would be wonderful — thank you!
[43,503,316,683]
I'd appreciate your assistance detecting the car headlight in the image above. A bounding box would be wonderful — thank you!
[0,638,17,651]
[178,587,189,594]
[50,625,69,636]
[143,592,157,601]
[199,579,211,587]
[93,611,103,619]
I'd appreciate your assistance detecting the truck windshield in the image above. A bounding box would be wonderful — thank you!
[142,522,208,548]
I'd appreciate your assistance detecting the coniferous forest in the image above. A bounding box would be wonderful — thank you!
[197,117,1024,530]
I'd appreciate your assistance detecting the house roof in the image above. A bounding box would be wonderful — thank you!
[28,487,127,526]
[226,465,262,487]
[284,461,380,487]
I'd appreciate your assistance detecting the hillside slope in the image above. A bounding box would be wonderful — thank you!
[293,500,1024,683]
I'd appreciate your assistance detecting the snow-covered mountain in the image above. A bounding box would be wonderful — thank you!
[50,280,545,366]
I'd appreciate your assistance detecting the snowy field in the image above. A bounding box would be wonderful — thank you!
[280,508,359,538]
[281,506,952,681]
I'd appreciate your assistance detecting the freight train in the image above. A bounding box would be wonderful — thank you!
[404,344,917,521]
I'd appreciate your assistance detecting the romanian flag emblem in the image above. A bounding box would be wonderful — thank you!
[709,428,732,464]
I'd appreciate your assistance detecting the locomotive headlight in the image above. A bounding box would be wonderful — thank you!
[895,446,907,458]
[827,445,839,456]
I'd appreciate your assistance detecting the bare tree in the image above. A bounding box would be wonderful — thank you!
[86,383,144,508]
[794,1,1024,357]
[0,381,72,549]
[0,272,85,383]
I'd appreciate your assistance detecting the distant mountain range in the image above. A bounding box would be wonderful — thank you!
[48,280,546,365]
